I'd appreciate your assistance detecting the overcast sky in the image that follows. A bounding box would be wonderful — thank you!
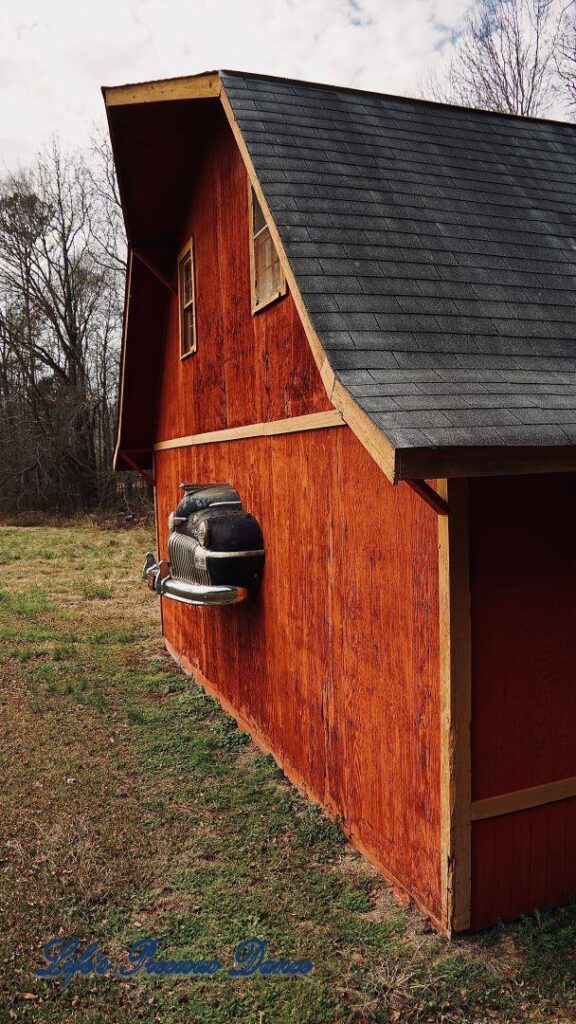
[0,0,473,168]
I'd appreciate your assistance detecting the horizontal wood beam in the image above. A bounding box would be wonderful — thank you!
[471,775,576,822]
[103,74,221,107]
[398,444,576,482]
[153,410,346,452]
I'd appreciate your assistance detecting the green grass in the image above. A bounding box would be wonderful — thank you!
[1,522,576,1023]
[79,582,113,600]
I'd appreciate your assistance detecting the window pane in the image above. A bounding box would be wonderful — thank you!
[253,191,267,235]
[178,243,196,356]
[182,256,193,306]
[182,305,195,354]
[254,226,281,305]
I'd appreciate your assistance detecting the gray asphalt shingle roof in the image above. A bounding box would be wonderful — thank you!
[222,71,576,451]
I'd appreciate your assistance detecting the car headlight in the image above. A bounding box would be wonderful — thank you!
[196,519,209,546]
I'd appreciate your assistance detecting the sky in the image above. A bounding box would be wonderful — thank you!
[0,0,474,168]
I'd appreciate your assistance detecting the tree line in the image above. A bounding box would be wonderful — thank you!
[1,0,575,514]
[431,0,576,117]
[0,134,135,513]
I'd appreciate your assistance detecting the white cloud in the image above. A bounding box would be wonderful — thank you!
[0,0,472,166]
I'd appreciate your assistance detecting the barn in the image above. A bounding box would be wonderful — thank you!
[104,70,576,935]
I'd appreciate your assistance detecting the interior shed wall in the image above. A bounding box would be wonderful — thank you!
[154,428,442,922]
[469,473,576,929]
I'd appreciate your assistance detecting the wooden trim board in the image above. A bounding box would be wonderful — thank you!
[103,73,221,106]
[330,380,396,483]
[219,83,397,485]
[219,85,332,388]
[438,478,472,934]
[472,775,576,822]
[153,410,345,451]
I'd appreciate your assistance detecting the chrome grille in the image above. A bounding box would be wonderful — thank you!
[168,532,210,586]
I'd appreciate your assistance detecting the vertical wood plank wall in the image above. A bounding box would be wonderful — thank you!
[155,430,443,923]
[469,473,576,929]
[154,107,331,447]
[151,105,443,925]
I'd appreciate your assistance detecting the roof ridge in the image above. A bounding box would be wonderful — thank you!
[219,68,576,132]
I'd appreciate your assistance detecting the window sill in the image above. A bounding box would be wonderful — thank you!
[251,288,287,316]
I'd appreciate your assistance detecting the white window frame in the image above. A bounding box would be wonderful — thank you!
[178,238,197,359]
[248,184,286,314]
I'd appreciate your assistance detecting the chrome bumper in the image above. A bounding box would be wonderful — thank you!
[142,553,247,606]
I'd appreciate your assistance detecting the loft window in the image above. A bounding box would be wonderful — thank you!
[249,186,286,312]
[178,240,197,358]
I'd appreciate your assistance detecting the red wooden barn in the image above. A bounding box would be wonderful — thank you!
[105,70,576,935]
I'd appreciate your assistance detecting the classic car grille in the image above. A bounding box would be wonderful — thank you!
[168,531,210,586]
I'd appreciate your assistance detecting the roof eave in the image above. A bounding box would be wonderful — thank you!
[102,72,221,108]
[396,443,576,481]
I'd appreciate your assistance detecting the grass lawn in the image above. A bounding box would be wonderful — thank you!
[2,523,576,1023]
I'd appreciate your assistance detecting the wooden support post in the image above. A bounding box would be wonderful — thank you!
[406,479,449,516]
[438,478,472,933]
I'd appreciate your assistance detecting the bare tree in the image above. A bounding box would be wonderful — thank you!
[434,0,565,116]
[0,138,126,511]
[87,129,127,277]
[556,1,576,113]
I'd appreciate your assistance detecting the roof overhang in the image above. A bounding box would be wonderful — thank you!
[104,75,226,471]
[103,72,221,108]
[397,444,576,480]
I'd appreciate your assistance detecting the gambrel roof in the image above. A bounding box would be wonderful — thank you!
[105,70,576,481]
[223,73,576,450]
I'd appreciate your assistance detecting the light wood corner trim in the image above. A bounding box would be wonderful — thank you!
[472,775,576,822]
[330,380,396,484]
[104,73,221,107]
[153,410,345,452]
[219,82,400,487]
[438,478,472,934]
[220,85,328,372]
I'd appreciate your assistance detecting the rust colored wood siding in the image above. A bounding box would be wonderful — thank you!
[154,110,331,446]
[469,474,576,929]
[154,428,442,923]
